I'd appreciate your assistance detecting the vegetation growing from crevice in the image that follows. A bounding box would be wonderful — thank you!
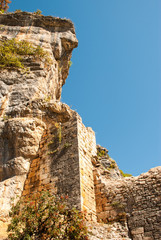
[108,159,116,169]
[34,9,42,15]
[64,142,72,148]
[0,38,52,70]
[7,191,89,240]
[120,169,132,177]
[68,60,72,68]
[97,149,108,158]
[110,201,126,222]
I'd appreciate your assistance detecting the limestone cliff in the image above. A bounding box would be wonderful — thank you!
[0,11,78,221]
[0,12,161,240]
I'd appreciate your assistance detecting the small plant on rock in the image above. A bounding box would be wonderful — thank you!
[68,60,72,68]
[64,142,72,148]
[97,149,106,158]
[34,9,42,15]
[120,169,132,177]
[0,38,52,70]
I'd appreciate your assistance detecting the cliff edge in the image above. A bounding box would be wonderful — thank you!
[0,12,161,240]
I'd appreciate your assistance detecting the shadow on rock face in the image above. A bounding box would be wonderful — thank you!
[0,118,45,181]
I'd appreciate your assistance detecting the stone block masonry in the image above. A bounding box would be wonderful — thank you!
[22,113,97,220]
[77,115,97,221]
[0,12,161,240]
[94,165,161,239]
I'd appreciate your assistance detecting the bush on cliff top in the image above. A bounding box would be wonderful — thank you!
[0,38,52,69]
[7,191,89,240]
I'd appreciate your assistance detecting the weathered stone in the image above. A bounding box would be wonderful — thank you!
[0,11,161,240]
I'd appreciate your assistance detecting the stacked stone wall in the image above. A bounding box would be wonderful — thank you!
[77,116,97,221]
[23,114,81,209]
[22,113,97,220]
[94,166,161,240]
[0,12,161,240]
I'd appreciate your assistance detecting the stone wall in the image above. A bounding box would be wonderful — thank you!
[87,222,131,240]
[0,12,78,222]
[77,116,97,221]
[94,165,161,240]
[22,112,81,209]
[22,113,97,220]
[0,12,161,240]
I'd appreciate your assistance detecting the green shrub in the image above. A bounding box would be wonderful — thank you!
[0,38,52,69]
[8,191,89,240]
[34,9,42,15]
[97,149,106,158]
[68,60,72,68]
[0,9,5,14]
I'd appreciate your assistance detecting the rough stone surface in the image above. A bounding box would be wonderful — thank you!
[22,112,97,221]
[0,118,46,181]
[0,12,78,226]
[87,222,131,240]
[0,12,161,240]
[94,165,161,239]
[0,11,78,117]
[0,175,26,220]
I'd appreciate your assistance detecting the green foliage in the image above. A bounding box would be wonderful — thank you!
[34,9,42,15]
[54,123,62,144]
[97,149,106,158]
[64,142,72,148]
[68,60,72,68]
[2,114,9,121]
[0,0,11,12]
[109,163,116,169]
[120,169,132,177]
[111,201,124,209]
[47,140,54,146]
[109,159,116,169]
[47,149,57,155]
[0,9,4,13]
[8,191,89,240]
[0,38,52,70]
[44,95,52,102]
[110,201,126,222]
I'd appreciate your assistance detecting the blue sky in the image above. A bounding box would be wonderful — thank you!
[9,0,161,176]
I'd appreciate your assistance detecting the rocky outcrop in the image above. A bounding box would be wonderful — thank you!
[96,145,123,179]
[0,11,78,116]
[0,12,78,222]
[0,12,161,240]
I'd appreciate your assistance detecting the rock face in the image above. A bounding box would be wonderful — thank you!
[0,12,78,222]
[0,12,161,240]
[0,11,78,115]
